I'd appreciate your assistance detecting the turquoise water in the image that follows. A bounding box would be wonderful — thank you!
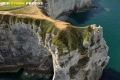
[66,0,120,73]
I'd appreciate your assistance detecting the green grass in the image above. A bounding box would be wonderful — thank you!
[0,14,93,73]
[0,15,92,57]
[80,27,91,43]
[51,26,91,57]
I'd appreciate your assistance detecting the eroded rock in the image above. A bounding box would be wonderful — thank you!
[0,15,109,80]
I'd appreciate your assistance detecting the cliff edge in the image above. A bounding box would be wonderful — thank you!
[42,0,92,19]
[0,1,109,80]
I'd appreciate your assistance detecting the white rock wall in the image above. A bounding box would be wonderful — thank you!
[46,0,92,18]
[0,17,109,80]
[44,24,109,80]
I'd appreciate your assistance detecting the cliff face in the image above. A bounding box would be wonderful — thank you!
[44,0,92,18]
[50,25,109,80]
[0,15,109,80]
[0,15,53,74]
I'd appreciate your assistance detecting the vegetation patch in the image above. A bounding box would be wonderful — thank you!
[0,14,93,58]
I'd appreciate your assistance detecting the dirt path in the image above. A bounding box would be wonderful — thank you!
[0,5,71,30]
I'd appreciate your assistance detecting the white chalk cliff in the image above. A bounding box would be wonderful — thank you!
[44,0,92,18]
[0,0,109,79]
[0,15,109,80]
[50,24,110,80]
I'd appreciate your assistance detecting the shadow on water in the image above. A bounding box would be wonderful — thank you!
[0,68,53,80]
[100,66,120,80]
[0,66,120,80]
[0,68,24,80]
[65,0,105,26]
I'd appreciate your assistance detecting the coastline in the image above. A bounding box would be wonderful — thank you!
[57,14,69,21]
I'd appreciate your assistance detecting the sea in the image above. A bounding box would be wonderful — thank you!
[0,0,120,80]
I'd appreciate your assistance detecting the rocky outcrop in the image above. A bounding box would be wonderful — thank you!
[43,0,92,18]
[0,15,109,80]
[0,15,53,74]
[50,25,109,80]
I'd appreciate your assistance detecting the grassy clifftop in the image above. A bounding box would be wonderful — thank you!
[0,14,92,57]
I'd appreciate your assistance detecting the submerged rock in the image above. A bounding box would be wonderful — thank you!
[105,8,111,11]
